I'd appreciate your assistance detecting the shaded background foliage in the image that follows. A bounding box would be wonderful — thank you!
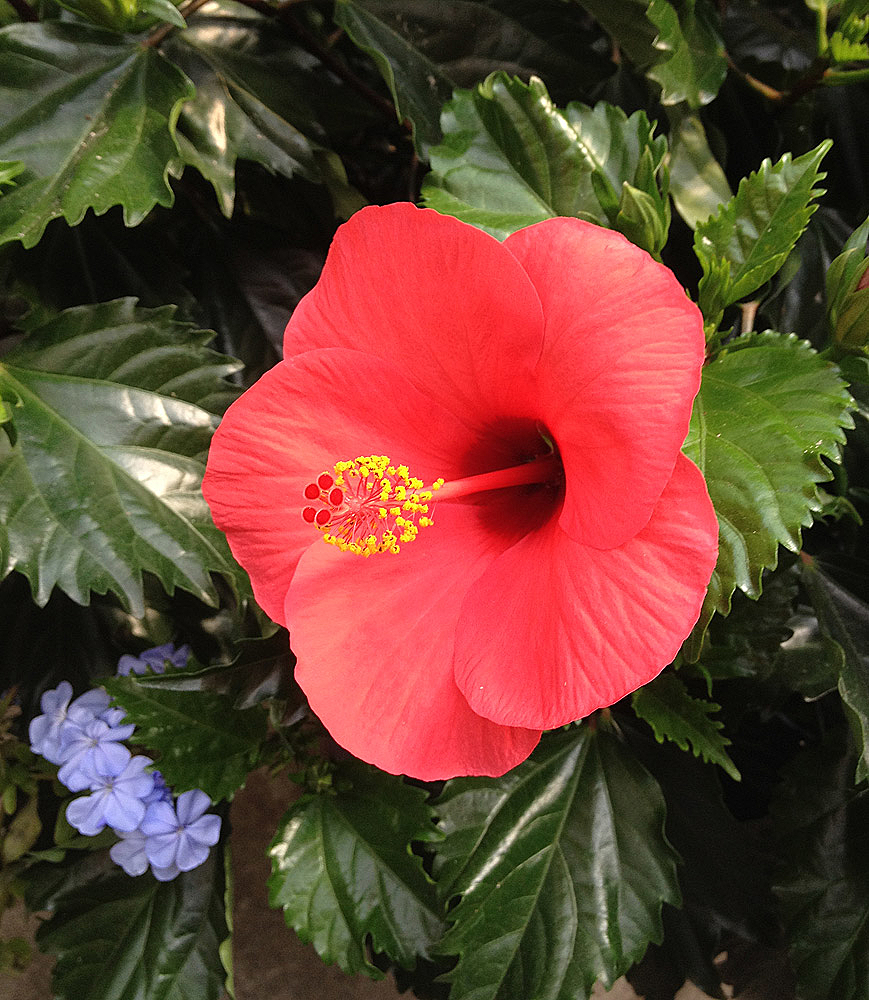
[1,0,869,997]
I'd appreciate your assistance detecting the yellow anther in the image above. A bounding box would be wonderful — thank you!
[304,455,439,557]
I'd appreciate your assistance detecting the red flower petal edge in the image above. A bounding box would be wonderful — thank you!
[203,203,719,779]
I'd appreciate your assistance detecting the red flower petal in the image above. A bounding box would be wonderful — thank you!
[203,347,482,623]
[453,454,719,729]
[505,218,705,549]
[283,203,545,431]
[286,503,542,779]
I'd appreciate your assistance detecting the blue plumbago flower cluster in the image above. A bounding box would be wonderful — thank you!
[28,644,221,881]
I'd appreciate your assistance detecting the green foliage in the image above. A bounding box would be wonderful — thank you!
[268,762,444,977]
[422,73,669,251]
[435,727,680,1000]
[668,112,732,229]
[164,9,359,218]
[799,555,869,781]
[0,24,192,248]
[646,0,727,107]
[0,299,240,616]
[695,142,832,326]
[772,733,869,1000]
[826,214,869,347]
[683,332,853,631]
[631,673,740,779]
[103,675,267,801]
[334,0,606,155]
[26,849,229,1000]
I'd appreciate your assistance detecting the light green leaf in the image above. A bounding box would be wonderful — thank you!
[422,73,603,239]
[27,849,229,1000]
[0,299,241,616]
[268,762,445,977]
[0,23,193,248]
[0,158,22,189]
[668,112,732,229]
[422,73,669,244]
[695,141,832,324]
[631,672,740,779]
[336,0,609,154]
[646,0,728,107]
[103,676,267,801]
[435,727,680,1000]
[165,10,359,217]
[683,332,854,633]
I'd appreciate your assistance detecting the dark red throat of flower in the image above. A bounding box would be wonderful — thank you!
[301,452,562,556]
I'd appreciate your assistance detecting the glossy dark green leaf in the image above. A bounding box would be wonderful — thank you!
[683,332,853,630]
[103,675,267,800]
[571,0,658,69]
[268,762,444,976]
[27,848,229,1000]
[164,8,360,217]
[668,112,732,229]
[799,554,869,781]
[646,0,727,107]
[772,733,869,1000]
[0,299,240,615]
[435,726,679,1000]
[336,0,608,154]
[631,672,740,779]
[0,23,193,248]
[695,141,832,324]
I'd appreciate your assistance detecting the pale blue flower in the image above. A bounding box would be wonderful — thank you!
[66,756,155,836]
[57,716,136,792]
[141,789,221,872]
[29,685,112,766]
[117,643,190,677]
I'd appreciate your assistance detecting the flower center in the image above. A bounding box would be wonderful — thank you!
[302,452,561,556]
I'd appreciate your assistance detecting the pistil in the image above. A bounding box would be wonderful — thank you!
[302,451,561,556]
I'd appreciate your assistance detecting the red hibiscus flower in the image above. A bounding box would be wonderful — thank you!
[203,204,719,780]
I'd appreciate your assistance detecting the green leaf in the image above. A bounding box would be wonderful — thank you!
[103,675,267,801]
[435,726,680,1000]
[668,112,732,229]
[631,672,740,780]
[0,298,241,616]
[139,0,185,27]
[682,332,854,631]
[646,0,727,107]
[335,0,609,154]
[826,214,869,348]
[772,732,869,1000]
[0,158,22,189]
[0,23,193,248]
[421,73,603,239]
[268,762,445,977]
[799,555,869,781]
[571,0,659,69]
[164,9,358,218]
[421,73,668,243]
[26,848,229,1000]
[695,141,832,324]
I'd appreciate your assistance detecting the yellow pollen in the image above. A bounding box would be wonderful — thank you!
[301,455,435,556]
